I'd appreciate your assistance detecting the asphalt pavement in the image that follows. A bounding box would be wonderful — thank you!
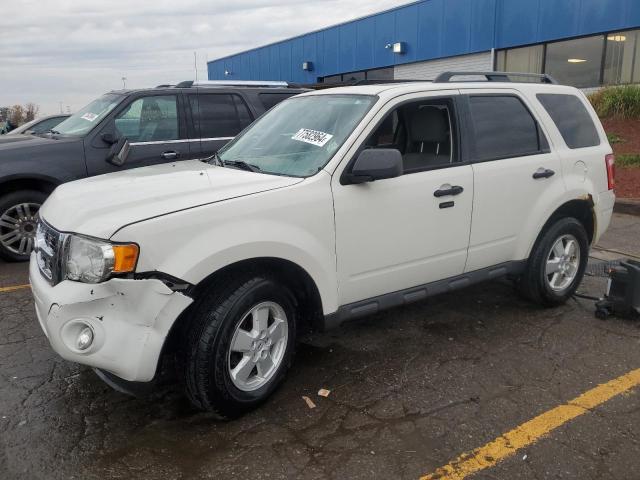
[1,213,640,480]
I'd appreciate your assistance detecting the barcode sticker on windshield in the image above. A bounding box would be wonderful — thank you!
[81,112,98,122]
[291,128,333,147]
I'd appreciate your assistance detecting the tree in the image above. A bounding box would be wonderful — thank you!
[24,103,39,122]
[9,105,25,126]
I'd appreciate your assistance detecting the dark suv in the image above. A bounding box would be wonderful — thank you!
[0,81,306,261]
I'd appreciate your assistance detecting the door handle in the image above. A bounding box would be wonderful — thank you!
[434,185,464,197]
[161,151,179,160]
[532,168,555,179]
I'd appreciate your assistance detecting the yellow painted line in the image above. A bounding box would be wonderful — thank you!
[0,284,31,293]
[421,368,640,480]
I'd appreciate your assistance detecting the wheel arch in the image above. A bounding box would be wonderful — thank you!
[525,197,596,260]
[161,257,325,359]
[0,175,60,197]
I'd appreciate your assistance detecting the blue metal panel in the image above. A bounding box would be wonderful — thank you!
[372,12,395,68]
[416,0,444,60]
[208,0,640,81]
[495,0,541,48]
[355,17,376,70]
[394,5,419,64]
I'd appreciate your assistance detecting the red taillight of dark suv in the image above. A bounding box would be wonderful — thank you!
[605,154,615,190]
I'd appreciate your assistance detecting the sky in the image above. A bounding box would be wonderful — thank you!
[0,0,410,115]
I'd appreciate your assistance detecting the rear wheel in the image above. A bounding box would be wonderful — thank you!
[520,217,589,306]
[0,190,46,262]
[180,275,297,418]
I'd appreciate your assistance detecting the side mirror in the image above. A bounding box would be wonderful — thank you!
[106,137,130,167]
[343,148,403,185]
[101,132,118,145]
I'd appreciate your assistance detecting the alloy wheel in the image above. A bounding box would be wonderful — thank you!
[0,203,40,256]
[545,234,581,292]
[227,301,289,392]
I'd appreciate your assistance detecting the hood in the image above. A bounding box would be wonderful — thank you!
[0,133,73,150]
[40,159,304,239]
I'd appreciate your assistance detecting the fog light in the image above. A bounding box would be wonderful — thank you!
[76,327,94,350]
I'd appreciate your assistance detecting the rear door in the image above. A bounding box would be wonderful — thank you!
[187,92,253,157]
[461,89,565,272]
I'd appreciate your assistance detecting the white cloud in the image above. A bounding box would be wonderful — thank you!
[0,0,409,115]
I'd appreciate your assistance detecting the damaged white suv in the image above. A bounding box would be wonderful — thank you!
[31,72,616,418]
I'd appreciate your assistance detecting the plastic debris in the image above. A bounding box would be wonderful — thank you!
[302,396,316,409]
[318,388,331,398]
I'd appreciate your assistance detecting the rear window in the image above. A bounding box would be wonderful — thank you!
[259,93,296,111]
[536,94,600,149]
[469,95,543,161]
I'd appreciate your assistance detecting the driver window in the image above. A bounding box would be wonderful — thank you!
[365,97,457,174]
[115,95,179,142]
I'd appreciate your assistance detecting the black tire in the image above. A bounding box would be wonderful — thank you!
[520,216,589,307]
[180,275,297,418]
[0,190,47,262]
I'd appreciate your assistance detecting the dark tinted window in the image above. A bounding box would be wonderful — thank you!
[190,94,253,139]
[469,96,542,161]
[537,94,600,148]
[259,93,296,111]
[545,36,604,88]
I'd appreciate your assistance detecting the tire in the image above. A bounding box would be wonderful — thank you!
[520,216,589,307]
[0,190,47,262]
[180,275,297,418]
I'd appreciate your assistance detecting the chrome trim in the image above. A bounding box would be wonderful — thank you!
[128,137,234,146]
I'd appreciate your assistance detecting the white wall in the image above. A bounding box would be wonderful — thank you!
[394,52,493,80]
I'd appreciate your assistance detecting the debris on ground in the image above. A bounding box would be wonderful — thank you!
[318,388,331,398]
[302,396,316,409]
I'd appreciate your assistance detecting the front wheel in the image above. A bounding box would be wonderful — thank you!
[180,276,297,418]
[0,190,47,262]
[520,217,589,307]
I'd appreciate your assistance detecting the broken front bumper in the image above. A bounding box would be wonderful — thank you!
[29,255,193,382]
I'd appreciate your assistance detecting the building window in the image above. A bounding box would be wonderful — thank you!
[544,36,604,88]
[320,67,394,83]
[496,45,544,75]
[603,30,640,85]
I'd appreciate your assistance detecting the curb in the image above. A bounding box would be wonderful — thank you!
[614,198,640,217]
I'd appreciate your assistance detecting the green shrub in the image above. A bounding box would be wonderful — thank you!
[589,85,640,119]
[617,154,640,168]
[607,132,624,144]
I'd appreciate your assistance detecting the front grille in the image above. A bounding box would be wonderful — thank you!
[35,220,64,285]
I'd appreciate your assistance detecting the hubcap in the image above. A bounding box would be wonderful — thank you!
[227,301,288,392]
[0,203,40,256]
[545,234,580,292]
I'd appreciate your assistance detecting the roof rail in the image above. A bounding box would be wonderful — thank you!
[433,71,558,84]
[175,80,292,89]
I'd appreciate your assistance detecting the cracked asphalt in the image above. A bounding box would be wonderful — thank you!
[2,213,640,480]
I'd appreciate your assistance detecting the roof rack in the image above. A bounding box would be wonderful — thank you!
[433,71,558,84]
[175,80,293,89]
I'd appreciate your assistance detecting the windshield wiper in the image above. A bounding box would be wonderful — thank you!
[224,160,262,173]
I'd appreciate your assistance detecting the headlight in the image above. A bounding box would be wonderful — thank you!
[64,234,139,284]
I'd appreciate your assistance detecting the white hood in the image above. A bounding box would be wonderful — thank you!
[40,160,303,238]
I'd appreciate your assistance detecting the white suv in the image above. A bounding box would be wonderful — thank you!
[30,72,616,418]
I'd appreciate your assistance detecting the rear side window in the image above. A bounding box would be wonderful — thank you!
[190,94,253,139]
[469,95,543,161]
[537,93,600,149]
[259,93,296,111]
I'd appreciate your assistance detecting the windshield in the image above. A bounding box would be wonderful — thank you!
[217,94,377,177]
[52,93,123,136]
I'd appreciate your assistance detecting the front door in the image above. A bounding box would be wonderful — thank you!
[332,93,473,305]
[86,93,191,176]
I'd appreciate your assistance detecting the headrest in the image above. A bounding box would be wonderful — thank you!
[410,106,448,143]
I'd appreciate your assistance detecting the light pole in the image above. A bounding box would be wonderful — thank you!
[121,77,127,89]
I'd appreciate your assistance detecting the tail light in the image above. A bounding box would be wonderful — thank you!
[605,154,615,190]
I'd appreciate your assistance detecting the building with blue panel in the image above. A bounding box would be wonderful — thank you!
[208,0,640,88]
